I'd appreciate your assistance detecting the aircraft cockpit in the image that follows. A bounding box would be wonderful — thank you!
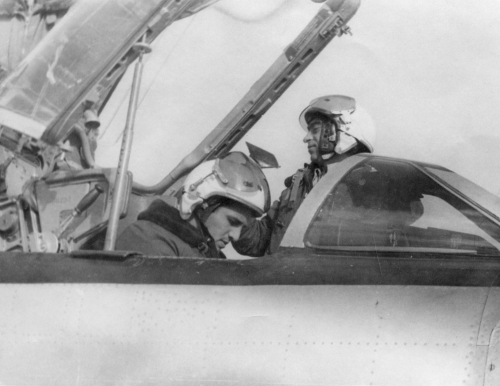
[0,0,499,263]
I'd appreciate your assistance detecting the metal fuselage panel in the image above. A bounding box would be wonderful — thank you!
[0,282,495,386]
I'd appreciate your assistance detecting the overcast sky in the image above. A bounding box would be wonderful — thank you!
[96,0,500,201]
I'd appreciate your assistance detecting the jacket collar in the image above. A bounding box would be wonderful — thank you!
[138,199,222,258]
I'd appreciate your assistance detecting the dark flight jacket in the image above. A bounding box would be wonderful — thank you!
[116,200,222,258]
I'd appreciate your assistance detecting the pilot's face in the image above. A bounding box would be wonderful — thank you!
[204,204,252,250]
[303,117,324,162]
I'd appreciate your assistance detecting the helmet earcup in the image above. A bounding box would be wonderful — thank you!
[317,120,336,155]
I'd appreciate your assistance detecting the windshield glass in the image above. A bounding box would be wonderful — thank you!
[305,158,500,255]
[424,166,500,223]
[0,0,166,142]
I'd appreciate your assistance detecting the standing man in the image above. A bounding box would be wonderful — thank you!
[233,95,376,256]
[116,152,270,258]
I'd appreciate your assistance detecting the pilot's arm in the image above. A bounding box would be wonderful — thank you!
[233,167,311,257]
[232,200,278,257]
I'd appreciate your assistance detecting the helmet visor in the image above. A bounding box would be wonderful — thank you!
[216,153,259,191]
[299,95,356,131]
[215,152,271,212]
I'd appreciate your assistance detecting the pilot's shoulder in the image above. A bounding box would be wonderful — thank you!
[116,220,198,257]
[283,165,309,188]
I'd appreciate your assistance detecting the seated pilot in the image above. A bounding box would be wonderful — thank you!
[116,152,270,258]
[233,95,376,256]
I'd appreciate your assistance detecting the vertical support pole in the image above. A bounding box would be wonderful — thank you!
[104,37,151,251]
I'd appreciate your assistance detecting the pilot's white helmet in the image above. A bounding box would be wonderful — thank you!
[299,95,376,154]
[178,152,270,220]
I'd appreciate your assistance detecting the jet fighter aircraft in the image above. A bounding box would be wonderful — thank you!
[0,0,499,385]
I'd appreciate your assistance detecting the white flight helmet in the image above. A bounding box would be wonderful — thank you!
[178,152,270,220]
[299,95,376,154]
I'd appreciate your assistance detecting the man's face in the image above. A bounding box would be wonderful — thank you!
[204,204,252,250]
[303,117,325,162]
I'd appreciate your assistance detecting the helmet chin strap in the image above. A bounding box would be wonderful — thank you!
[193,203,221,252]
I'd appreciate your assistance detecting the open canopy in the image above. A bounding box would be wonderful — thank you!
[0,0,216,144]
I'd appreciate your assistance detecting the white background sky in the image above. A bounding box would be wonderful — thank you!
[96,0,500,203]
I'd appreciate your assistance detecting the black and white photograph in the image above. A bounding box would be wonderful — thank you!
[0,0,500,385]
